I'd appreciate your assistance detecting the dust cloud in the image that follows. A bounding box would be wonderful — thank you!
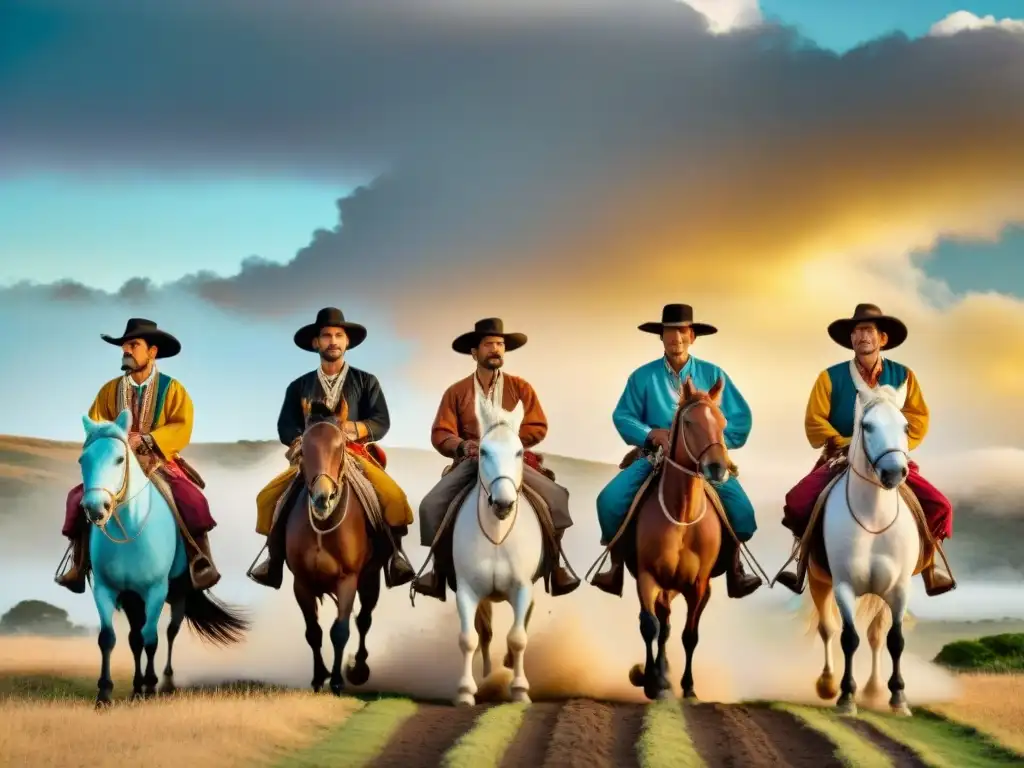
[9,441,1019,706]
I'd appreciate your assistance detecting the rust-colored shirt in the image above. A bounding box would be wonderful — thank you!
[430,371,548,458]
[855,355,883,388]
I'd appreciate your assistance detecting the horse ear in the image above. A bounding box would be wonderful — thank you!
[82,414,96,435]
[115,408,133,434]
[682,375,697,400]
[708,375,725,404]
[508,399,525,432]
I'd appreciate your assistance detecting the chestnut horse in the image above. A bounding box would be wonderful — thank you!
[624,376,735,701]
[286,399,382,696]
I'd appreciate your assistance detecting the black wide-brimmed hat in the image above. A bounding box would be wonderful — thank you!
[452,318,527,355]
[827,303,907,350]
[101,318,181,358]
[293,307,367,352]
[638,304,717,337]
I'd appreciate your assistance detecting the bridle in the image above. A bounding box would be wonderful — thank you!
[845,396,909,534]
[657,396,725,527]
[476,419,524,545]
[301,419,351,538]
[81,433,154,544]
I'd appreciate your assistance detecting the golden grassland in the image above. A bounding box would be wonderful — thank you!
[928,673,1024,755]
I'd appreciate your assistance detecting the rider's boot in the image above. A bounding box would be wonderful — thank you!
[774,538,808,595]
[248,510,288,590]
[591,549,625,597]
[725,541,762,598]
[55,527,91,594]
[921,544,956,596]
[548,528,581,597]
[383,524,416,589]
[188,531,222,591]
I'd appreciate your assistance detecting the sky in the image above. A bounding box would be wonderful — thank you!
[1,0,1022,468]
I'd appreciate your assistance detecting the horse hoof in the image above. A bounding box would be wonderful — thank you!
[816,673,838,700]
[835,699,857,716]
[95,697,112,711]
[683,689,698,701]
[890,701,912,717]
[329,681,344,697]
[655,688,675,702]
[511,688,531,704]
[628,664,645,688]
[157,679,176,696]
[345,662,370,687]
[454,691,476,707]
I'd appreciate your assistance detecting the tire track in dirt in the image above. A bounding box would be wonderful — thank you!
[368,703,486,768]
[845,719,929,768]
[685,702,844,767]
[498,700,644,768]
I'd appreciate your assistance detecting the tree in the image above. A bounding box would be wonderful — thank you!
[0,599,88,636]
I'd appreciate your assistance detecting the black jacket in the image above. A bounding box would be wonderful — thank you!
[277,367,391,446]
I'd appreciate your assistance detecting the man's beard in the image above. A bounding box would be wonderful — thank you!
[319,346,343,362]
[121,354,141,372]
[482,355,503,370]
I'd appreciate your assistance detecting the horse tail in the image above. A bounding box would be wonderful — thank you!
[183,588,251,646]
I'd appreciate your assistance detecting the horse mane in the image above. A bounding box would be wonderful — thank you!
[307,398,349,427]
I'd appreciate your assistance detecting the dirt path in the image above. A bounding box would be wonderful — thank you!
[685,702,845,767]
[498,700,644,768]
[845,719,929,768]
[368,703,485,768]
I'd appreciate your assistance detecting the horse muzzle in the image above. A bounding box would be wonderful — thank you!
[878,465,908,490]
[702,461,729,485]
[83,499,112,526]
[489,497,515,520]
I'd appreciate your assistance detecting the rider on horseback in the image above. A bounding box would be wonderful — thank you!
[411,317,581,602]
[774,303,956,596]
[247,307,416,590]
[55,318,221,594]
[591,304,763,599]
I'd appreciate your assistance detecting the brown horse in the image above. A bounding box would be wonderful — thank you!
[286,399,383,696]
[624,376,733,701]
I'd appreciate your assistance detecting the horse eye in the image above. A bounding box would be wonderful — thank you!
[863,423,874,432]
[516,449,523,457]
[116,456,125,464]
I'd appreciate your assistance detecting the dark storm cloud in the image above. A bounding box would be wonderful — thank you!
[2,0,1023,315]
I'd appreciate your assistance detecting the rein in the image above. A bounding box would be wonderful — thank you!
[845,398,909,535]
[476,419,524,546]
[82,433,156,545]
[657,397,721,527]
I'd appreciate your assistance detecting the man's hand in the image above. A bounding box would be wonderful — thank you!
[458,440,480,458]
[646,429,671,453]
[127,432,144,451]
[286,438,302,464]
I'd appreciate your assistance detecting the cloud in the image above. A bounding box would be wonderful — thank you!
[929,11,1024,37]
[3,0,1024,456]
[680,0,762,33]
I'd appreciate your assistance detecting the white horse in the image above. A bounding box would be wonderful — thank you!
[809,376,920,716]
[451,397,544,706]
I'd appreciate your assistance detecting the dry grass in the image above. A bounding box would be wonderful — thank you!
[928,674,1024,755]
[0,689,362,768]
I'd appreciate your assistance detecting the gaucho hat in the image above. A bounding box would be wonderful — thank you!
[294,307,367,351]
[638,304,717,337]
[101,318,181,358]
[827,303,907,350]
[452,318,527,355]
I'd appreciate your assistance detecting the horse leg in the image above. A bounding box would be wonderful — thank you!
[475,601,494,680]
[294,579,329,693]
[681,581,711,700]
[121,593,146,700]
[652,594,674,700]
[140,582,170,698]
[629,569,666,701]
[884,584,911,716]
[92,582,118,708]
[809,569,838,700]
[158,594,187,695]
[454,583,482,706]
[503,599,533,670]
[508,584,533,703]
[329,574,359,697]
[833,581,860,715]
[344,565,381,687]
[864,602,888,701]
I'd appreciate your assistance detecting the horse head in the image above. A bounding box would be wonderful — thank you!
[670,375,730,484]
[475,397,525,521]
[79,408,138,527]
[854,382,910,490]
[302,398,349,519]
